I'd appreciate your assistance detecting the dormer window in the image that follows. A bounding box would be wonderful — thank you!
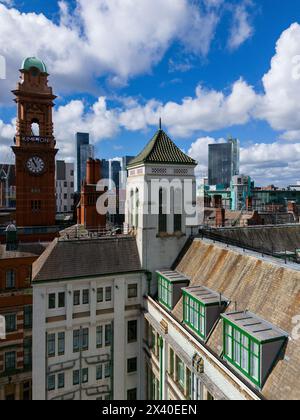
[183,286,228,340]
[222,312,288,388]
[157,270,190,310]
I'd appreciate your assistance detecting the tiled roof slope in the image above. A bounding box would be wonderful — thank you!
[128,129,197,167]
[203,225,300,253]
[32,236,142,282]
[174,239,300,401]
[0,243,48,259]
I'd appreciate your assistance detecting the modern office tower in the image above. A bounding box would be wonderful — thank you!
[76,133,95,192]
[100,159,110,183]
[208,138,240,188]
[120,156,135,188]
[110,160,121,191]
[56,161,75,214]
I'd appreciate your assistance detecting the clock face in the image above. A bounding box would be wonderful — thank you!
[26,156,45,175]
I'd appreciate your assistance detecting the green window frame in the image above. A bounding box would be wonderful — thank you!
[158,275,172,310]
[176,356,185,391]
[223,320,261,387]
[183,292,206,339]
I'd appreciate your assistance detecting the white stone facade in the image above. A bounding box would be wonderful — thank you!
[33,272,148,400]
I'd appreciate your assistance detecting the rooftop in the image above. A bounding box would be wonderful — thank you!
[0,242,49,260]
[128,129,197,168]
[173,237,300,400]
[33,236,142,282]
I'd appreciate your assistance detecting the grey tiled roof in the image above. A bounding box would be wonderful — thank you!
[128,129,197,167]
[33,236,142,282]
[0,243,48,260]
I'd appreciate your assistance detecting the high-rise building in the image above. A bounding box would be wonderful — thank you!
[208,138,240,188]
[76,133,94,192]
[56,161,75,214]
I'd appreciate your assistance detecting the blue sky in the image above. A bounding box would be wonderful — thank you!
[1,0,300,185]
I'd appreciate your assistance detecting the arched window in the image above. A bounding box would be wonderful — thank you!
[31,119,40,136]
[159,188,167,233]
[174,188,182,233]
[130,190,134,228]
[135,189,139,229]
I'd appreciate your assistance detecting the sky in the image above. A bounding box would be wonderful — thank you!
[1,0,300,186]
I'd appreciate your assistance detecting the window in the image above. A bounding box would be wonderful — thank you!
[73,328,89,352]
[58,332,65,356]
[96,326,103,348]
[24,306,32,329]
[24,338,32,368]
[174,214,182,233]
[82,289,89,305]
[83,328,89,351]
[158,275,172,310]
[223,320,261,387]
[176,357,185,390]
[6,270,16,289]
[183,292,206,339]
[127,357,137,373]
[48,375,55,391]
[73,291,80,306]
[96,365,103,381]
[48,294,56,310]
[186,368,192,400]
[58,373,65,389]
[105,287,112,302]
[97,288,103,303]
[5,351,16,371]
[82,368,89,384]
[104,362,110,378]
[105,324,112,347]
[31,200,41,212]
[58,292,65,308]
[128,320,138,343]
[73,370,80,386]
[169,348,175,377]
[128,284,138,299]
[48,334,55,357]
[127,388,137,401]
[5,314,16,333]
[158,188,167,233]
[73,330,80,352]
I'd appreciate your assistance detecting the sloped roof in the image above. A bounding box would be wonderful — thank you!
[174,238,300,400]
[128,129,197,167]
[0,243,48,260]
[32,236,142,282]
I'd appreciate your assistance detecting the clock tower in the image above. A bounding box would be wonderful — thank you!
[12,57,58,228]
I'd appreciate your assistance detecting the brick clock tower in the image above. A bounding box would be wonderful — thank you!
[12,57,58,229]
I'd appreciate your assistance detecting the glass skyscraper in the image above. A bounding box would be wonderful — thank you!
[208,138,240,188]
[76,133,95,192]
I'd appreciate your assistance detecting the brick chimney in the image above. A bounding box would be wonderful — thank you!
[216,208,225,227]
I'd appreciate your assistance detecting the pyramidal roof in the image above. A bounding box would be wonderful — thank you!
[128,129,197,168]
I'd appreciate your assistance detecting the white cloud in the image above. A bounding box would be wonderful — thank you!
[228,2,254,50]
[119,78,257,137]
[0,0,228,105]
[256,23,300,137]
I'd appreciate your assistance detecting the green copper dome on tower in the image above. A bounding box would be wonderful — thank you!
[21,57,47,73]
